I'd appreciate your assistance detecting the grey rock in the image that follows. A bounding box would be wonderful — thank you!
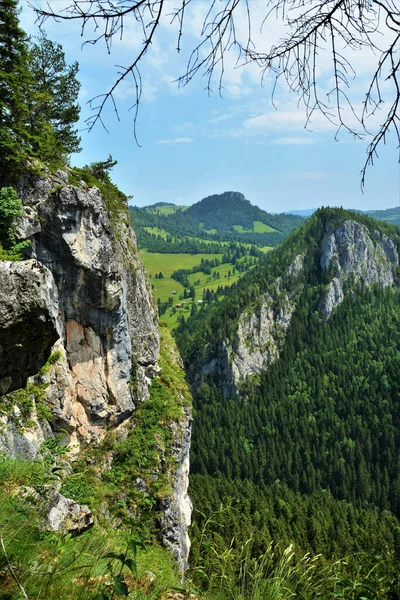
[201,255,304,397]
[0,260,61,393]
[320,219,398,317]
[0,417,53,459]
[47,489,94,533]
[19,485,93,533]
[320,277,344,320]
[9,170,159,445]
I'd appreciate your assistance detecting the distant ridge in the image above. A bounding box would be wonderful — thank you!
[172,191,304,238]
[362,205,400,226]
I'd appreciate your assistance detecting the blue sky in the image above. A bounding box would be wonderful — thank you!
[21,1,400,213]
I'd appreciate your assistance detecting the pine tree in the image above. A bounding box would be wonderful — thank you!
[29,33,81,159]
[0,0,33,180]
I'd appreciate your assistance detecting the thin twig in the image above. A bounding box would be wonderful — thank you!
[0,534,29,599]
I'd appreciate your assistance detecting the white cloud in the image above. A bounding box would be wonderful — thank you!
[156,137,193,144]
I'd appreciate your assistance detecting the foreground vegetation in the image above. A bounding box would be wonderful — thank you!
[0,327,189,599]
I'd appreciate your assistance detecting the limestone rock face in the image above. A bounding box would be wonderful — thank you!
[201,255,304,397]
[0,417,53,459]
[19,485,94,533]
[320,220,399,318]
[1,170,159,449]
[0,260,61,394]
[159,405,192,573]
[228,291,295,387]
[0,169,192,569]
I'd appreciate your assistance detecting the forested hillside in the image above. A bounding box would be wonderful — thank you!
[176,208,400,596]
[130,191,303,250]
[363,206,400,227]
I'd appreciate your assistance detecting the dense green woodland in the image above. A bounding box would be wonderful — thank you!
[176,208,400,596]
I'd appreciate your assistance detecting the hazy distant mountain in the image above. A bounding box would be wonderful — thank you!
[362,206,400,226]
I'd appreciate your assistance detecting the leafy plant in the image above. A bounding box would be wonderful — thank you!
[0,186,23,249]
[93,537,146,599]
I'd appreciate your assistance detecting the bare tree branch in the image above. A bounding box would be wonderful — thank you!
[30,0,400,184]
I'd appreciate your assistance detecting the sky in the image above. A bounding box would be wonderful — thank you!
[20,0,400,213]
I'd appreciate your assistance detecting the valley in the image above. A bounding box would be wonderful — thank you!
[130,191,298,328]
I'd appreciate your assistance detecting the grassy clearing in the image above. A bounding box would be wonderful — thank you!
[187,262,240,289]
[151,278,185,302]
[140,251,224,304]
[140,251,223,277]
[233,221,278,233]
[140,250,265,329]
[143,226,170,239]
[253,220,277,233]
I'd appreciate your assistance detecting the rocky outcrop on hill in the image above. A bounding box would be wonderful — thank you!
[200,217,399,397]
[320,220,399,318]
[201,255,304,396]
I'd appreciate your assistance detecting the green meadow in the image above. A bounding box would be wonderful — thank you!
[140,251,223,277]
[140,248,272,329]
[143,226,170,239]
[233,220,278,233]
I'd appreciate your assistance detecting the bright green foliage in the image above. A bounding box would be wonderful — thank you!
[0,185,22,248]
[93,537,146,599]
[29,33,81,159]
[0,350,62,426]
[0,185,30,258]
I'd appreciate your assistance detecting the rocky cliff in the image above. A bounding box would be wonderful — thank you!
[319,219,398,318]
[199,215,399,397]
[0,167,159,452]
[0,167,192,572]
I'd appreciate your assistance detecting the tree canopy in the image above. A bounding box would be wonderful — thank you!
[0,0,81,180]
